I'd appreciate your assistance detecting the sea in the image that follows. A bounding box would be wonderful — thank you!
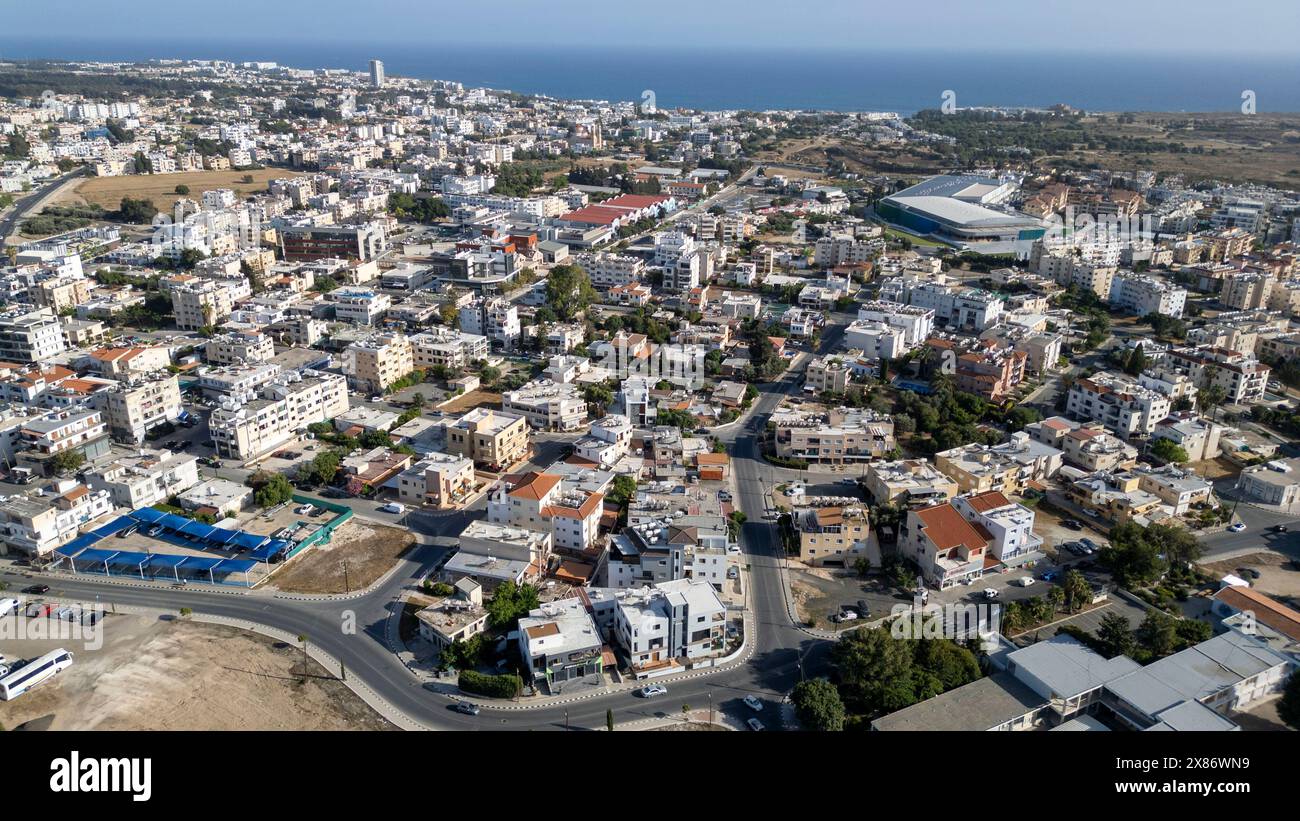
[2,36,1300,114]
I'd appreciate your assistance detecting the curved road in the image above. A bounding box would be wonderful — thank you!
[0,317,851,730]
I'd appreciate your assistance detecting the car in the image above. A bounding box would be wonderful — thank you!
[831,611,858,623]
[1237,567,1262,580]
[295,504,314,515]
[452,701,480,716]
[23,584,49,595]
[1014,576,1035,587]
[746,717,764,731]
[983,588,1000,600]
[369,395,383,403]
[839,478,857,485]
[1228,522,1247,533]
[639,684,668,698]
[726,544,741,555]
[726,567,739,579]
[1271,524,1289,533]
[1061,519,1083,530]
[380,502,405,514]
[1040,572,1059,582]
[1079,537,1100,551]
[743,695,763,712]
[718,491,732,502]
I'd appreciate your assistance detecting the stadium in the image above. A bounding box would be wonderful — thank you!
[876,174,1048,249]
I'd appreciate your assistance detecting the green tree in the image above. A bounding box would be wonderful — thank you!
[117,196,158,224]
[1062,569,1092,613]
[607,475,637,507]
[791,678,846,731]
[1135,610,1179,659]
[50,449,86,474]
[486,580,541,630]
[1149,437,1189,464]
[1096,612,1136,658]
[544,264,597,321]
[252,472,294,508]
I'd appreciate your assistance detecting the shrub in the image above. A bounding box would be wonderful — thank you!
[458,670,522,699]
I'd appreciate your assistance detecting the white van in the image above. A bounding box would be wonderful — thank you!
[380,502,405,514]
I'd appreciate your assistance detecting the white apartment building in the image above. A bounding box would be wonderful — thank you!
[856,300,935,347]
[210,370,348,459]
[1108,273,1186,318]
[328,288,392,326]
[844,320,907,359]
[198,363,282,404]
[204,329,275,365]
[459,297,520,348]
[86,448,200,509]
[501,380,588,431]
[0,307,66,363]
[1066,371,1172,439]
[574,252,645,290]
[410,328,490,370]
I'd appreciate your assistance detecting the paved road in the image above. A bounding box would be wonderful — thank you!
[0,168,87,248]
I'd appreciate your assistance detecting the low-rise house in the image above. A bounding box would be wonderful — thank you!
[863,459,958,506]
[397,451,476,509]
[518,597,605,694]
[792,505,876,568]
[1235,458,1300,507]
[934,432,1062,495]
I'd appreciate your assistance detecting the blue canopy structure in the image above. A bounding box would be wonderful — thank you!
[213,558,258,574]
[232,531,269,552]
[90,517,137,538]
[130,508,167,524]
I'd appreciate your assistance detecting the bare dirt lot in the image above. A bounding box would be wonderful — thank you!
[267,520,415,595]
[55,169,303,213]
[1198,552,1300,605]
[438,389,502,414]
[0,615,393,730]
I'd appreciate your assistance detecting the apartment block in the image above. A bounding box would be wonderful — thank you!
[446,408,529,471]
[1066,371,1172,439]
[100,374,182,444]
[793,505,874,567]
[343,333,414,393]
[934,432,1063,495]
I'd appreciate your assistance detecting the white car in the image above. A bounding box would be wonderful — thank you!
[369,395,383,403]
[746,717,764,731]
[639,684,668,698]
[727,545,741,555]
[983,588,1000,600]
[1014,577,1035,587]
[1228,522,1247,533]
[380,502,405,514]
[743,695,763,712]
[295,504,314,515]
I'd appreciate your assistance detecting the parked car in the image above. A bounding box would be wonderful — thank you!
[1014,577,1035,587]
[1079,538,1100,552]
[1228,522,1247,533]
[746,717,764,731]
[1237,567,1262,580]
[1272,524,1289,533]
[718,491,732,502]
[295,504,315,515]
[726,544,741,555]
[983,588,1000,600]
[1040,572,1059,582]
[726,567,739,579]
[743,695,763,712]
[1061,519,1083,530]
[23,584,49,595]
[452,701,480,716]
[831,611,858,623]
[639,684,668,698]
[379,502,405,514]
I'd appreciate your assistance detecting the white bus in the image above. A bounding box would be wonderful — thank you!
[0,648,73,701]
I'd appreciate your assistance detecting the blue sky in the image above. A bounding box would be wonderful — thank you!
[4,0,1299,55]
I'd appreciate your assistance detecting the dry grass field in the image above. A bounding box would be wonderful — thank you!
[55,168,303,213]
